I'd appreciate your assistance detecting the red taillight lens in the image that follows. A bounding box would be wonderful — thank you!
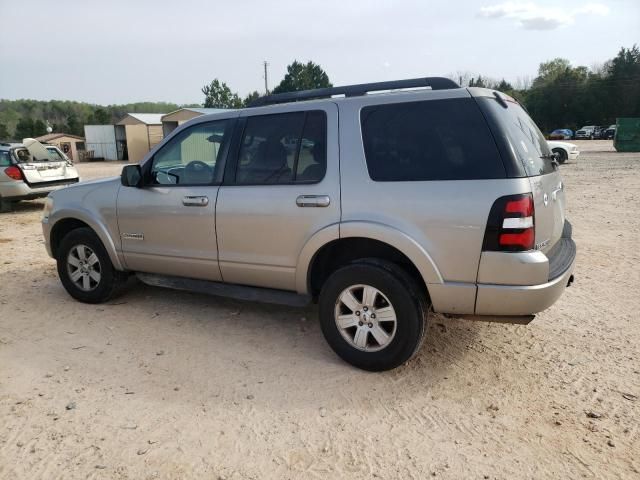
[483,193,535,252]
[4,166,23,181]
[499,229,535,249]
[505,196,533,217]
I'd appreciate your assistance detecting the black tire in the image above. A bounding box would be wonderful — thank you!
[0,197,14,213]
[319,258,429,371]
[56,227,128,304]
[552,148,567,164]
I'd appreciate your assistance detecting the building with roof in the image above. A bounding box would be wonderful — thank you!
[161,108,225,137]
[116,113,165,163]
[34,133,85,161]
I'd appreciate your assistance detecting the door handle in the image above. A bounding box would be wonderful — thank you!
[296,195,330,207]
[182,195,209,207]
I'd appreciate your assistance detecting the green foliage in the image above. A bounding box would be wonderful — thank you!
[243,91,261,106]
[14,118,35,140]
[0,123,9,140]
[0,99,188,141]
[469,76,487,88]
[521,45,640,131]
[271,61,332,94]
[202,79,243,109]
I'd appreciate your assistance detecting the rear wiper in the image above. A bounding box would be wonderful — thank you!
[540,153,560,168]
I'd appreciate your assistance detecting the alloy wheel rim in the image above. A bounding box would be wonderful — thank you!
[67,244,101,292]
[334,284,397,352]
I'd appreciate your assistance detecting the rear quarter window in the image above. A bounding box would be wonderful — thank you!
[0,151,11,167]
[360,98,505,181]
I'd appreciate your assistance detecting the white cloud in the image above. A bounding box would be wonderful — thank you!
[478,2,609,30]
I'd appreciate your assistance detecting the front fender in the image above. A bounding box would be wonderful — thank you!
[46,206,124,271]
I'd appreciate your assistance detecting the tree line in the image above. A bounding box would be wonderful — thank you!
[1,46,638,141]
[0,100,196,140]
[203,47,639,134]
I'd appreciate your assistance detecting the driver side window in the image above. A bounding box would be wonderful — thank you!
[150,120,230,185]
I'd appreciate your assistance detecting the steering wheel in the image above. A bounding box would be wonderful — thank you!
[183,160,213,184]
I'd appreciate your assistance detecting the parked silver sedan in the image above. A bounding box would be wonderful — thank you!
[0,138,80,212]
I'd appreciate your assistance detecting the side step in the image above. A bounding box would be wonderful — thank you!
[136,273,312,308]
[457,314,535,325]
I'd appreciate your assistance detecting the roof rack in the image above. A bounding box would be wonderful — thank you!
[249,77,460,107]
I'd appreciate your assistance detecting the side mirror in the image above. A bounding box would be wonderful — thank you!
[121,164,142,187]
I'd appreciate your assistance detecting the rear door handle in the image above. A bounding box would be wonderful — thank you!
[296,195,330,207]
[182,195,209,207]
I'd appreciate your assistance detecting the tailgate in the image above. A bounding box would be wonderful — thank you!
[20,161,70,184]
[529,170,566,253]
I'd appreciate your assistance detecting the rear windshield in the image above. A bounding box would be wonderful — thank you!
[478,97,555,176]
[360,98,505,181]
[46,148,65,161]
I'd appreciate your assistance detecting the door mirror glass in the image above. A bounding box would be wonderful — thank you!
[121,164,142,187]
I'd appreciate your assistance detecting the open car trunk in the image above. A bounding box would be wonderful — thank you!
[17,138,77,186]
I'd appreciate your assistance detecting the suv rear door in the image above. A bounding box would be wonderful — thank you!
[215,103,340,291]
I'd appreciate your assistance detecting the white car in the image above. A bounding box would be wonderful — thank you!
[547,140,579,164]
[0,138,80,212]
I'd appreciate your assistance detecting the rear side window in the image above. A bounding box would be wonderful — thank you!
[478,98,554,176]
[236,110,326,185]
[360,98,505,181]
[0,151,11,167]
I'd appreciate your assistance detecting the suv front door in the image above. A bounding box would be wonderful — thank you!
[117,117,235,280]
[216,104,340,291]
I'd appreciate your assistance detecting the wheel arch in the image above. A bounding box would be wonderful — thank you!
[296,221,443,297]
[49,210,124,270]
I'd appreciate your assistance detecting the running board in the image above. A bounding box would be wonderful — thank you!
[457,314,535,325]
[136,273,312,308]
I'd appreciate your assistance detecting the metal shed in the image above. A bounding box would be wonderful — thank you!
[117,113,165,163]
[84,125,119,160]
[161,108,225,137]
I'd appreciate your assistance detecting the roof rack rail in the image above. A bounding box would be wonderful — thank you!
[249,77,460,107]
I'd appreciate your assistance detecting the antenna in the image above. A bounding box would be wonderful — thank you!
[263,61,269,95]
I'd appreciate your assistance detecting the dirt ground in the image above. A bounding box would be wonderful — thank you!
[1,140,638,479]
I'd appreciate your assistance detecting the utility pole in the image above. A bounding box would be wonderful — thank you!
[263,61,270,95]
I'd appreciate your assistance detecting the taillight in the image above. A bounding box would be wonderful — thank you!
[4,166,23,181]
[483,193,535,252]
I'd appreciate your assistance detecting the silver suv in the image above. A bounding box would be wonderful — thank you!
[42,78,576,371]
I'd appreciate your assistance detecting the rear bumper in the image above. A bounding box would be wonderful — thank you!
[568,150,579,160]
[1,179,79,201]
[475,255,575,315]
[475,221,576,316]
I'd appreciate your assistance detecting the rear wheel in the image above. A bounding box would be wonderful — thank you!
[319,259,428,371]
[56,227,127,303]
[552,148,568,164]
[0,197,14,213]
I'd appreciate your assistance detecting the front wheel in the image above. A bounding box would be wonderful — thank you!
[319,259,428,371]
[56,227,127,303]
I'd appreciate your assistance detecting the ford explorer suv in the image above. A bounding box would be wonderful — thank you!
[42,78,576,371]
[1,139,79,212]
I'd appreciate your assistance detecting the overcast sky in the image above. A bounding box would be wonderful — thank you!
[0,0,638,105]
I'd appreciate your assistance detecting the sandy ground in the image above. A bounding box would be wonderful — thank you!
[0,140,639,479]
